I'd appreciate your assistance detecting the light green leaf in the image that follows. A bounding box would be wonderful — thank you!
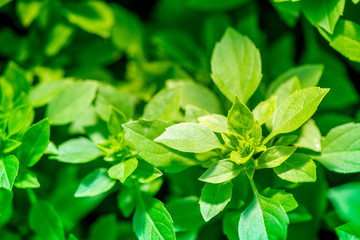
[199,181,232,222]
[17,119,50,167]
[257,146,296,169]
[107,107,126,135]
[142,87,180,121]
[8,94,34,136]
[166,196,204,231]
[123,120,196,172]
[51,137,103,164]
[46,81,98,125]
[239,193,289,240]
[300,0,345,34]
[2,138,21,154]
[29,201,66,240]
[211,28,262,103]
[328,182,360,224]
[14,170,40,189]
[108,158,138,183]
[75,168,116,197]
[198,114,229,133]
[262,188,298,212]
[0,0,11,8]
[320,19,360,62]
[133,195,175,240]
[3,61,29,98]
[252,96,277,125]
[316,123,360,173]
[268,87,329,141]
[266,64,324,98]
[274,153,316,183]
[336,222,360,240]
[185,105,210,122]
[63,1,115,38]
[132,160,163,184]
[353,0,360,3]
[45,22,74,57]
[199,159,242,184]
[294,119,321,152]
[271,76,301,105]
[16,0,43,27]
[227,97,254,137]
[0,155,19,190]
[29,80,73,107]
[154,123,223,153]
[167,80,222,114]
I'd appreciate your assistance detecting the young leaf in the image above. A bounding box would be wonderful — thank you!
[266,64,324,98]
[336,222,360,240]
[274,153,316,183]
[52,137,103,164]
[227,97,254,137]
[29,201,66,240]
[316,123,360,173]
[267,87,329,141]
[75,168,116,197]
[108,158,138,183]
[0,155,19,190]
[154,123,223,153]
[239,194,289,240]
[300,0,345,34]
[107,107,126,135]
[199,181,233,222]
[252,96,277,125]
[198,114,229,133]
[211,28,262,103]
[199,159,242,183]
[262,188,298,212]
[17,119,50,167]
[142,87,181,121]
[257,146,296,169]
[294,119,321,152]
[123,120,196,172]
[133,195,175,240]
[46,81,98,125]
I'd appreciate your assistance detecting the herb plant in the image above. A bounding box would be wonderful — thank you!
[0,0,360,240]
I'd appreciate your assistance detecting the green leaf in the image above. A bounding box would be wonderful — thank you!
[199,159,241,184]
[89,214,117,240]
[142,87,181,121]
[154,123,223,153]
[294,119,321,152]
[239,193,289,240]
[271,76,301,105]
[257,146,296,169]
[107,107,126,135]
[336,222,360,240]
[268,87,329,141]
[167,80,222,114]
[14,170,40,189]
[132,160,163,184]
[63,1,115,38]
[300,0,345,34]
[227,97,254,137]
[29,201,66,240]
[8,94,34,136]
[0,188,12,217]
[316,123,360,173]
[211,28,262,103]
[320,19,360,62]
[29,80,72,107]
[2,138,21,154]
[17,119,50,167]
[166,196,204,231]
[270,1,301,27]
[262,188,298,212]
[16,0,43,27]
[0,0,12,8]
[108,158,138,183]
[198,114,229,133]
[51,137,103,164]
[187,0,249,11]
[274,153,316,183]
[3,61,30,98]
[328,182,360,224]
[45,22,75,57]
[133,195,175,240]
[266,64,324,98]
[117,186,136,218]
[0,155,19,190]
[46,81,98,125]
[123,120,196,172]
[223,212,241,240]
[252,96,277,125]
[199,181,232,222]
[74,168,116,197]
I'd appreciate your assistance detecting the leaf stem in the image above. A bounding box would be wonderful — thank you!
[26,189,37,204]
[249,178,259,195]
